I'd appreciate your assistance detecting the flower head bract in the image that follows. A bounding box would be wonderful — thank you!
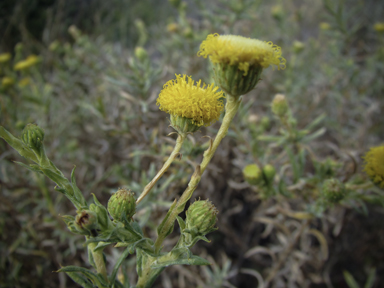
[156,74,225,127]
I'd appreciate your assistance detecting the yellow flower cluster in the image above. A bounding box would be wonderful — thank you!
[14,55,40,71]
[364,145,384,188]
[156,74,225,127]
[0,53,11,63]
[198,33,286,76]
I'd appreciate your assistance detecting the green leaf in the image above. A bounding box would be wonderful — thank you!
[13,161,43,174]
[157,199,177,238]
[343,270,360,288]
[364,268,376,288]
[71,166,88,208]
[58,266,108,288]
[176,216,186,231]
[65,271,95,288]
[151,247,211,268]
[93,242,110,252]
[0,126,38,163]
[110,247,132,286]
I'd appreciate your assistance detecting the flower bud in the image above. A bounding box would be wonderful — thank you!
[186,200,218,236]
[321,178,346,203]
[134,46,148,62]
[292,40,305,54]
[374,22,384,33]
[21,124,45,150]
[243,164,263,185]
[108,188,136,221]
[1,77,15,88]
[75,210,98,234]
[271,5,284,21]
[262,164,276,186]
[271,94,289,117]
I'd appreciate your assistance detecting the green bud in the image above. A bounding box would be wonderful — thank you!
[134,46,148,62]
[186,200,218,236]
[262,164,276,185]
[212,62,263,97]
[243,164,263,185]
[292,40,305,54]
[75,210,98,235]
[271,94,289,117]
[108,188,136,221]
[21,124,45,150]
[321,178,346,203]
[271,5,284,21]
[170,115,200,134]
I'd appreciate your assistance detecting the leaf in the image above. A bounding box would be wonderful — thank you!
[151,247,211,268]
[65,271,95,288]
[343,270,360,288]
[58,266,108,288]
[364,268,376,288]
[13,161,43,174]
[157,199,177,238]
[176,216,186,231]
[93,242,110,252]
[110,247,132,286]
[71,166,88,208]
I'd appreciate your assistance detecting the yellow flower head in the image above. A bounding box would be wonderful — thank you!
[14,55,40,71]
[374,22,384,33]
[0,53,11,63]
[198,33,286,76]
[157,74,225,127]
[363,145,384,188]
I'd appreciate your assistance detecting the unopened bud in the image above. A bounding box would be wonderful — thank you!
[75,210,98,233]
[321,178,346,203]
[262,164,276,186]
[21,124,45,150]
[134,46,148,62]
[271,94,289,117]
[186,200,218,236]
[108,188,136,221]
[243,164,263,185]
[292,40,305,54]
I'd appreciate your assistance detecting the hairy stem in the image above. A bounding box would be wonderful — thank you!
[136,133,186,204]
[88,242,108,282]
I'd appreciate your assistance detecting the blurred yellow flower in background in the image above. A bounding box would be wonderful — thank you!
[157,74,225,127]
[1,76,15,88]
[14,55,40,71]
[198,33,286,76]
[374,22,384,33]
[364,145,384,188]
[0,53,11,63]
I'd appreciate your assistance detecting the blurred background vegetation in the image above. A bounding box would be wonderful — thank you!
[0,0,383,287]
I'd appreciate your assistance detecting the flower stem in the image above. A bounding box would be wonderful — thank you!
[136,133,186,204]
[200,94,242,174]
[88,242,108,282]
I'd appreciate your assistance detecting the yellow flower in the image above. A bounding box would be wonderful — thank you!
[198,33,286,76]
[0,53,11,63]
[1,76,15,88]
[14,55,40,71]
[18,77,31,87]
[374,22,384,33]
[156,74,225,127]
[167,23,179,33]
[319,22,331,31]
[363,145,384,188]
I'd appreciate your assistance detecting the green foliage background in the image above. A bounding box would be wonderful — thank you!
[0,0,384,287]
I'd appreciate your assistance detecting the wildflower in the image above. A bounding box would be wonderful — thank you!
[363,145,384,188]
[14,55,40,71]
[0,53,11,63]
[319,22,331,31]
[167,23,179,33]
[374,22,384,33]
[198,33,285,96]
[1,77,15,88]
[18,77,31,87]
[157,74,225,132]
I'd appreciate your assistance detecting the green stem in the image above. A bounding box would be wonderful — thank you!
[200,94,242,174]
[136,133,186,204]
[153,94,241,254]
[88,242,108,282]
